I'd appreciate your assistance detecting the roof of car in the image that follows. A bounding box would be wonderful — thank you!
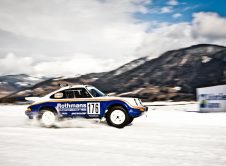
[45,85,93,97]
[58,85,92,90]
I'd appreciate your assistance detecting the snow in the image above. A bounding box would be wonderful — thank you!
[114,57,147,76]
[118,88,145,96]
[15,82,30,87]
[25,76,43,82]
[202,56,212,63]
[0,104,226,166]
[179,56,189,66]
[144,101,198,106]
[0,81,8,85]
[53,75,81,81]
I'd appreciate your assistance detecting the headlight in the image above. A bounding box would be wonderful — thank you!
[26,107,31,112]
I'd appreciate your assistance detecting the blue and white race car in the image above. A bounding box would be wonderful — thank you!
[25,85,148,128]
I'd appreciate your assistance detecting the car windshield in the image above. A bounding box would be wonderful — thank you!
[87,86,106,97]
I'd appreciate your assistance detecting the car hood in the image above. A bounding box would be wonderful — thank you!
[96,96,142,107]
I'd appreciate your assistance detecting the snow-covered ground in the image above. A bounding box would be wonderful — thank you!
[0,104,226,166]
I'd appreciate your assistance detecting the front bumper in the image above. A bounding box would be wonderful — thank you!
[129,106,148,117]
[133,106,148,112]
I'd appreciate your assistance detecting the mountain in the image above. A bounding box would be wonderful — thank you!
[0,57,147,102]
[0,72,108,102]
[93,44,226,100]
[0,74,48,98]
[1,44,226,102]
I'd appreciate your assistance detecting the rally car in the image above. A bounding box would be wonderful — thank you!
[25,85,148,128]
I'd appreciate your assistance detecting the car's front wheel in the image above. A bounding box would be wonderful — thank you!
[127,117,134,125]
[39,110,58,127]
[106,106,129,128]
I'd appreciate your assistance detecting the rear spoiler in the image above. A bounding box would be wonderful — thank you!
[25,97,41,102]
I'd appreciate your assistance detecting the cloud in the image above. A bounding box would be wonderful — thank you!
[167,0,178,6]
[173,13,182,18]
[0,53,117,77]
[0,0,226,77]
[0,0,151,76]
[32,54,116,77]
[160,6,173,13]
[134,12,226,58]
[134,22,196,58]
[0,53,33,75]
[0,0,150,41]
[192,12,226,39]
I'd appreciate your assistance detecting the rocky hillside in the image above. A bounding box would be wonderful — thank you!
[1,44,226,102]
[93,44,226,100]
[0,72,108,102]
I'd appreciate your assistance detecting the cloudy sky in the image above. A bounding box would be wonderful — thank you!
[0,0,226,77]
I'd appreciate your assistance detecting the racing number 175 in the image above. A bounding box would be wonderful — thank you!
[87,102,100,114]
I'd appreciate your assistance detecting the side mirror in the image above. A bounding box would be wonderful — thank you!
[54,92,64,99]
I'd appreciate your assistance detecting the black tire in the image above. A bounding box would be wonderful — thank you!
[127,117,134,125]
[28,116,33,119]
[105,106,130,128]
[37,108,57,118]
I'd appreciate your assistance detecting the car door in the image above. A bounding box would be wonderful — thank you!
[64,88,91,117]
[69,88,103,118]
[51,88,87,117]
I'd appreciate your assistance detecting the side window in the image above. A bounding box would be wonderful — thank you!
[72,88,91,98]
[65,90,74,98]
[81,89,92,98]
[51,88,91,99]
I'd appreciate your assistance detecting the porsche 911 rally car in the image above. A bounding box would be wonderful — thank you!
[25,85,148,128]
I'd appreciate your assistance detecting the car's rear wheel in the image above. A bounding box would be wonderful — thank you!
[106,106,129,128]
[39,110,58,127]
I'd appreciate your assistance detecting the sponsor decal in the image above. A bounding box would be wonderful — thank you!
[199,93,225,108]
[57,103,87,112]
[199,93,226,100]
[56,102,101,115]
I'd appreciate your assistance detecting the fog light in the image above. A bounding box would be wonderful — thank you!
[139,107,145,111]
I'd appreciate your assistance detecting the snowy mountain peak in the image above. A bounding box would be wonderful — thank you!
[112,57,148,76]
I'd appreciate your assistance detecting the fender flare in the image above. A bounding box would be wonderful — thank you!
[105,100,130,115]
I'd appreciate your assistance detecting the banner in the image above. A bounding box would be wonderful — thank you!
[197,85,226,112]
